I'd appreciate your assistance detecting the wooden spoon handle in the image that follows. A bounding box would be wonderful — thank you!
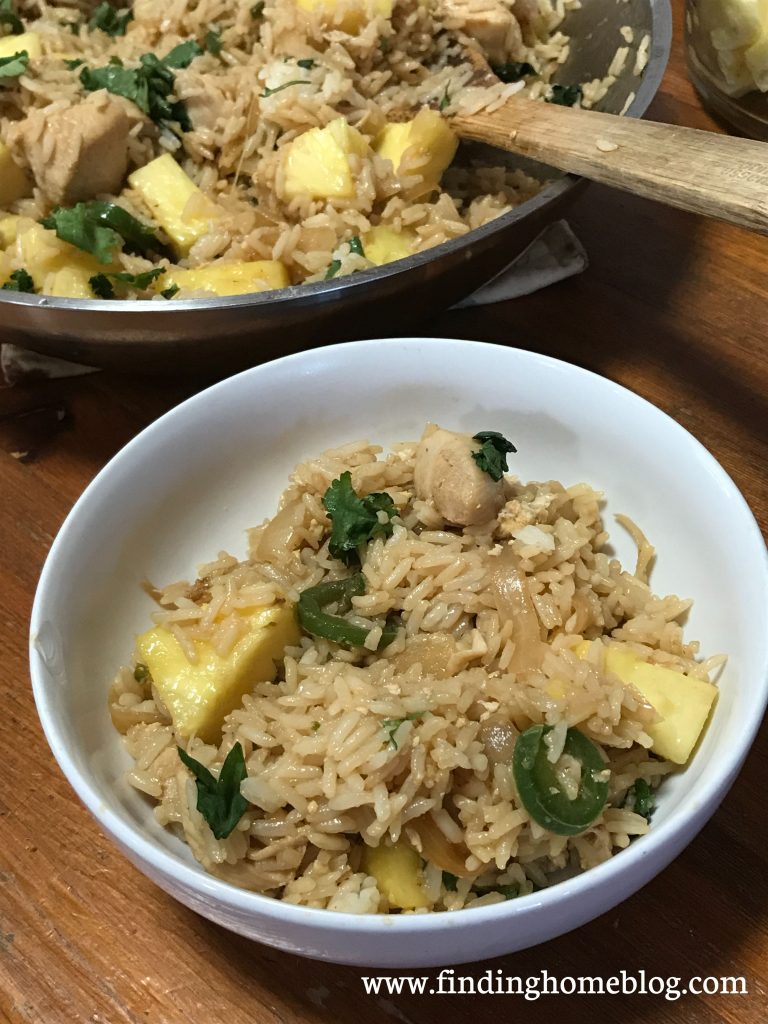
[452,99,768,235]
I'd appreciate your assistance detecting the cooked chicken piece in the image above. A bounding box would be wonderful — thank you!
[414,424,505,527]
[441,0,523,64]
[10,91,131,206]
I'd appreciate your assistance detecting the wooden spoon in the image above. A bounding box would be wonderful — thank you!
[450,55,768,236]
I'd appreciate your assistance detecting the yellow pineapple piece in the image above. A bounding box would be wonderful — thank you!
[12,222,102,293]
[163,260,290,297]
[135,604,300,742]
[128,154,220,256]
[295,0,392,33]
[362,225,418,266]
[0,213,21,247]
[363,842,431,909]
[0,141,31,207]
[374,108,458,198]
[0,32,42,61]
[576,641,718,764]
[283,117,369,200]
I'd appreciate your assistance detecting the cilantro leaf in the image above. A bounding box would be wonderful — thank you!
[250,0,265,15]
[177,742,249,839]
[491,61,535,83]
[438,86,450,111]
[442,871,458,891]
[0,49,28,77]
[296,57,315,69]
[546,83,582,107]
[622,778,655,819]
[64,57,84,69]
[1,268,35,293]
[205,27,222,56]
[0,0,23,35]
[163,39,203,68]
[80,44,200,132]
[474,883,518,900]
[322,471,397,565]
[324,258,342,280]
[88,1,132,37]
[471,430,517,481]
[161,283,179,299]
[133,662,150,682]
[89,267,164,298]
[42,201,159,264]
[381,711,427,750]
[348,235,364,257]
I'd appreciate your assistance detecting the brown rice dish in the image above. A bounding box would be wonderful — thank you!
[109,424,720,913]
[0,0,645,300]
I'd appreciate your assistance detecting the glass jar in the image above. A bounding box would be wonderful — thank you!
[685,0,768,138]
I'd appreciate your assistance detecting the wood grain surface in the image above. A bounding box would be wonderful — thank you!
[2,4,768,1021]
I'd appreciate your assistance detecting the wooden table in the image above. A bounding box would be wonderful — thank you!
[2,6,767,1022]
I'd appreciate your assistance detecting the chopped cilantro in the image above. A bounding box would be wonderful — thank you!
[322,471,397,566]
[161,283,179,299]
[89,267,164,298]
[64,57,84,69]
[378,37,391,53]
[324,259,342,280]
[381,711,427,750]
[0,49,28,77]
[439,86,450,111]
[1,268,35,293]
[177,743,249,840]
[205,27,222,56]
[41,201,159,264]
[296,57,316,69]
[261,78,310,97]
[80,43,201,132]
[88,1,132,37]
[348,235,364,257]
[0,0,23,35]
[623,778,655,819]
[251,1,265,16]
[133,662,150,682]
[471,430,517,481]
[491,61,535,83]
[546,83,582,107]
[474,883,519,900]
[312,720,321,732]
[442,871,458,891]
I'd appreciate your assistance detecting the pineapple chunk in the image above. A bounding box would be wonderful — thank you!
[0,249,11,283]
[363,842,431,910]
[374,108,458,199]
[716,46,755,95]
[577,641,718,764]
[700,0,768,51]
[12,222,102,293]
[363,225,417,266]
[296,0,392,33]
[283,117,369,200]
[164,260,290,297]
[0,141,30,207]
[745,27,768,89]
[0,214,21,248]
[135,604,300,742]
[0,32,42,61]
[128,154,220,256]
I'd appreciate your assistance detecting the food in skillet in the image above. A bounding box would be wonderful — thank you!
[109,424,720,912]
[0,0,647,300]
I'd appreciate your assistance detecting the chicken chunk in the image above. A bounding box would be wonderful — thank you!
[496,483,561,536]
[441,0,523,64]
[10,91,131,206]
[414,424,505,527]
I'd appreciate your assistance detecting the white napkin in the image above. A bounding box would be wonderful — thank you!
[1,220,587,384]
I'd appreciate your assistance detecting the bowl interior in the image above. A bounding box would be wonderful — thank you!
[31,339,768,917]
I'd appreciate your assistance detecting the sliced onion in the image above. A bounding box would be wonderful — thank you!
[489,544,545,673]
[391,633,457,679]
[254,499,305,563]
[479,716,519,764]
[409,814,475,878]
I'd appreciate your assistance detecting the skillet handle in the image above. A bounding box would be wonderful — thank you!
[452,99,768,236]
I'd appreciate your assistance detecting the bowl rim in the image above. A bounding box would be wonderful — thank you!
[29,337,768,937]
[2,0,673,322]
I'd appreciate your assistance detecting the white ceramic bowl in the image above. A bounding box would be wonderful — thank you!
[30,338,768,968]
